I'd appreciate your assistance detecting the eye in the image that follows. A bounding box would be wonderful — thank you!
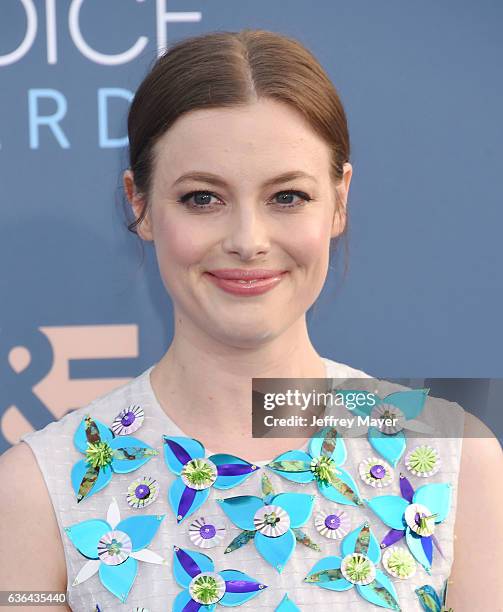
[176,188,312,211]
[177,190,223,210]
[270,190,312,208]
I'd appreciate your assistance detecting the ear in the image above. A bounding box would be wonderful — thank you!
[331,162,352,238]
[123,169,153,241]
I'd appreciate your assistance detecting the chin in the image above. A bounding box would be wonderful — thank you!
[211,322,278,348]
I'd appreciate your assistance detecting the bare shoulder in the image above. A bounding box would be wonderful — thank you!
[460,411,502,471]
[0,442,68,600]
[446,412,503,609]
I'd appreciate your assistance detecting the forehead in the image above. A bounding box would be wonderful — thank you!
[151,98,332,189]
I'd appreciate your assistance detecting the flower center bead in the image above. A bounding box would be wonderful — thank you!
[254,504,290,537]
[181,458,218,490]
[189,572,225,605]
[404,503,437,536]
[200,524,216,539]
[324,514,341,530]
[135,484,150,499]
[369,464,386,479]
[310,455,336,483]
[341,553,376,585]
[121,411,135,426]
[97,530,132,566]
[85,441,114,468]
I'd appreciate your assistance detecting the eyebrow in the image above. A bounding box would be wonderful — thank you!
[172,170,318,189]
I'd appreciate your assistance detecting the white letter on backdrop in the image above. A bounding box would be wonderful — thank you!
[69,0,148,65]
[98,88,133,148]
[155,0,201,57]
[28,89,70,149]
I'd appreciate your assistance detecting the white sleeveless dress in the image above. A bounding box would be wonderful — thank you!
[20,358,464,611]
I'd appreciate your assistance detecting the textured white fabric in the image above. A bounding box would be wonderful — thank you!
[20,358,464,611]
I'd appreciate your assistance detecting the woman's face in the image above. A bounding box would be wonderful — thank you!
[126,98,352,348]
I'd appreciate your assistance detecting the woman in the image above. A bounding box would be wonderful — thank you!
[1,29,501,611]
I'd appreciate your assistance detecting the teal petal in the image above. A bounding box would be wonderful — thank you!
[368,427,406,467]
[255,529,296,573]
[415,584,443,612]
[356,570,400,610]
[304,557,352,591]
[317,467,362,506]
[98,556,137,603]
[64,518,111,559]
[109,436,157,473]
[71,459,112,501]
[173,546,214,588]
[275,594,301,611]
[73,416,113,453]
[163,436,205,474]
[382,388,429,420]
[219,569,266,606]
[365,495,408,530]
[272,493,315,528]
[173,590,198,612]
[168,477,210,523]
[209,454,259,490]
[267,450,314,483]
[406,526,432,573]
[341,523,381,564]
[216,496,264,531]
[114,514,164,551]
[308,427,347,465]
[413,483,452,523]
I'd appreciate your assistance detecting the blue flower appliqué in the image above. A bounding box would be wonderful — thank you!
[340,387,433,466]
[173,546,267,610]
[163,436,259,523]
[64,497,165,602]
[267,427,363,506]
[217,474,317,573]
[365,474,452,573]
[71,415,158,502]
[304,522,401,610]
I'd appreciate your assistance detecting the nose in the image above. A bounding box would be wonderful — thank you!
[221,204,271,260]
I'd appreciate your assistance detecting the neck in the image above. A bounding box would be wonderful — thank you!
[149,313,328,461]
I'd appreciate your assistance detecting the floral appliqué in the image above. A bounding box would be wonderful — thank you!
[218,474,318,573]
[71,415,157,502]
[267,427,363,506]
[365,474,452,573]
[304,522,400,610]
[163,436,259,523]
[64,497,165,602]
[173,546,267,609]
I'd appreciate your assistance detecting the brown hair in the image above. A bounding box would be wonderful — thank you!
[124,28,351,277]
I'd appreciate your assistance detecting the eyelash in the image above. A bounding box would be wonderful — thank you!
[176,189,312,211]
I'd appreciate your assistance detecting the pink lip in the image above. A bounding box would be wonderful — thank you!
[207,268,286,280]
[204,269,287,296]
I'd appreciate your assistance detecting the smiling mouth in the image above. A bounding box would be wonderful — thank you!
[204,271,287,296]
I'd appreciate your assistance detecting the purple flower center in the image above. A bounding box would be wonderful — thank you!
[121,411,135,427]
[370,464,386,479]
[135,484,150,499]
[200,524,216,539]
[325,514,341,530]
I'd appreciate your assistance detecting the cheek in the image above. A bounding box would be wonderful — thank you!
[286,221,331,267]
[152,213,212,267]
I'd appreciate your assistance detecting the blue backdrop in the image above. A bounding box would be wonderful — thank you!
[1,0,502,452]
